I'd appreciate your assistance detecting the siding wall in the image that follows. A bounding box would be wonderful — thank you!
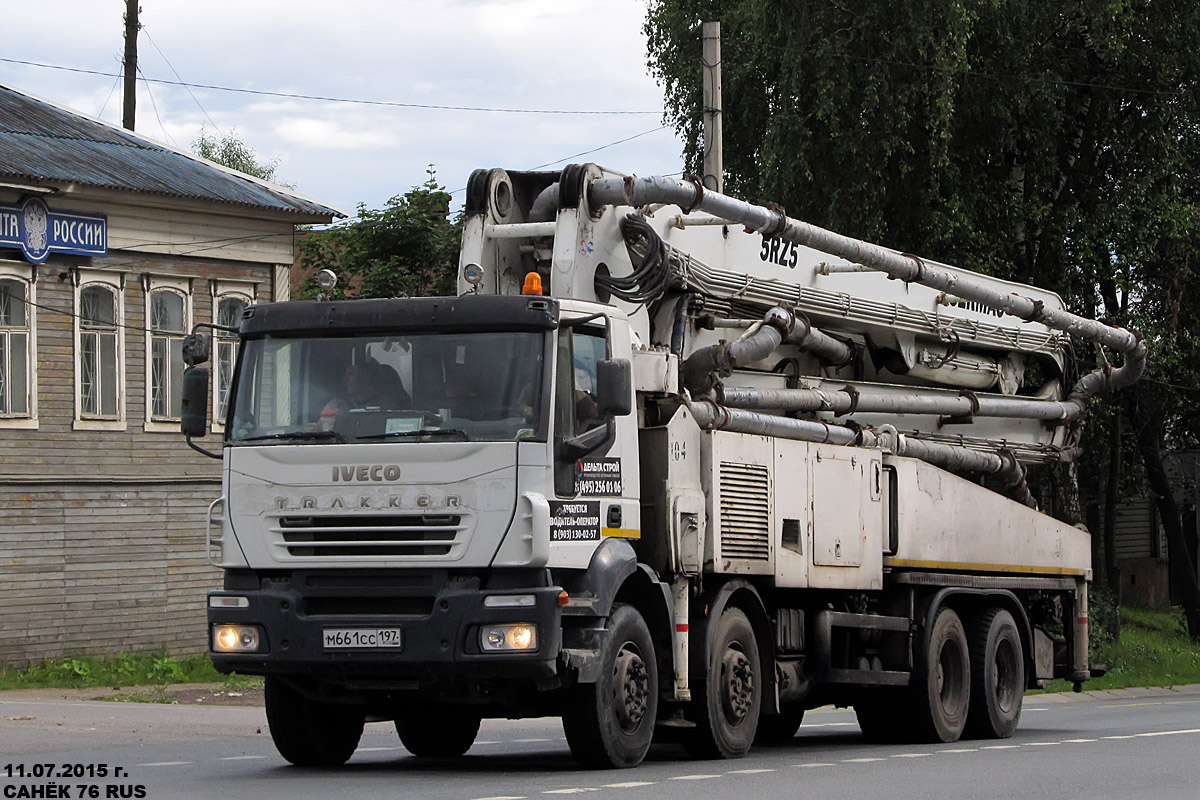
[0,196,289,666]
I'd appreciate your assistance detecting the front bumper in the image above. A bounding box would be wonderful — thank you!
[207,571,563,683]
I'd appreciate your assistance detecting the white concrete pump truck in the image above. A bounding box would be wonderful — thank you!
[180,164,1145,769]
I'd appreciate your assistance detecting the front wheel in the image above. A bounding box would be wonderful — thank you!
[684,607,762,759]
[264,677,365,766]
[562,604,659,769]
[396,707,482,757]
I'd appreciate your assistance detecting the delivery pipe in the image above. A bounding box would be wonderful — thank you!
[590,175,1144,358]
[686,397,860,446]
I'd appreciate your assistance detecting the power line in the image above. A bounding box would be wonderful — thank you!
[136,63,175,147]
[0,57,663,116]
[141,26,221,133]
[526,126,672,171]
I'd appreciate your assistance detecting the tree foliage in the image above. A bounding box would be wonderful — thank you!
[297,170,460,300]
[647,0,1200,631]
[192,129,286,185]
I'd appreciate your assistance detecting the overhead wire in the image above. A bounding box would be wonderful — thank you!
[0,57,663,115]
[141,26,221,133]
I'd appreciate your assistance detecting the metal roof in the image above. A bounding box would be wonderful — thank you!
[0,83,343,220]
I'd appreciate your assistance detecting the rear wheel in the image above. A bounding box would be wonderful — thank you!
[965,608,1024,739]
[684,607,762,759]
[562,604,658,769]
[264,677,364,766]
[754,704,805,745]
[396,707,481,757]
[909,607,971,743]
[854,693,905,743]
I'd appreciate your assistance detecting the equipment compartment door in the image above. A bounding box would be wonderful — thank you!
[811,446,872,567]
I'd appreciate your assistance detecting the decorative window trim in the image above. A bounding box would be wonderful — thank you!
[143,276,192,432]
[0,260,38,429]
[211,281,254,434]
[72,268,126,431]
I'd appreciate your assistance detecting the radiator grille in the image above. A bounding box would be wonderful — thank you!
[719,462,771,560]
[272,514,464,558]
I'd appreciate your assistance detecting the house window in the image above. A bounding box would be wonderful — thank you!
[78,283,121,419]
[214,294,249,424]
[148,286,189,421]
[0,277,32,417]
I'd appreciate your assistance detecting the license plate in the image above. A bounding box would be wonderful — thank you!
[322,627,403,649]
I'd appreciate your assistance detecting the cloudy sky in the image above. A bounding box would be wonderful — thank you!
[0,0,687,216]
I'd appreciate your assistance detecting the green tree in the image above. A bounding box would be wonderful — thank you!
[192,129,286,185]
[646,0,1200,634]
[297,170,460,300]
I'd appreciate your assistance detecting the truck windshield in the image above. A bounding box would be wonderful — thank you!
[227,331,546,444]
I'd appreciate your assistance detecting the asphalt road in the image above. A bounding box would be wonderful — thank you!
[2,686,1198,800]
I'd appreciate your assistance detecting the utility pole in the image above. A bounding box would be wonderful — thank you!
[122,0,139,131]
[701,20,723,193]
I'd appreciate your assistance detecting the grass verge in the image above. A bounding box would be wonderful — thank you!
[0,651,254,692]
[1039,605,1200,693]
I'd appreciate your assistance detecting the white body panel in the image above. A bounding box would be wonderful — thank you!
[885,455,1091,578]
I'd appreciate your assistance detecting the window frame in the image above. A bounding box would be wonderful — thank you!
[211,282,253,433]
[143,277,192,431]
[73,269,126,431]
[0,261,37,429]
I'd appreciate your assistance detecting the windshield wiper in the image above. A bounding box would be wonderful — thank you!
[238,430,349,444]
[355,429,471,442]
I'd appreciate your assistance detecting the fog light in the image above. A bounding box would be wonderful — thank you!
[212,624,263,653]
[483,594,535,608]
[208,595,249,609]
[480,624,538,652]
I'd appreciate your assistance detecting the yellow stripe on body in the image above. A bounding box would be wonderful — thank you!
[884,557,1086,577]
[602,528,641,539]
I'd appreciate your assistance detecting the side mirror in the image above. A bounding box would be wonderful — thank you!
[181,366,210,437]
[183,332,211,366]
[595,359,632,417]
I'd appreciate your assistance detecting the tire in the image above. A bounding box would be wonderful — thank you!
[854,694,905,743]
[965,608,1024,739]
[264,676,365,766]
[753,704,805,745]
[395,707,482,757]
[909,607,971,743]
[562,604,659,769]
[684,607,762,759]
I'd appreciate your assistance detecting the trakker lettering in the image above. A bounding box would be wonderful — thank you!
[331,464,402,482]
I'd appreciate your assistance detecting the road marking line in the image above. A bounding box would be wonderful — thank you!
[604,782,656,788]
[1025,742,1059,746]
[473,796,527,800]
[669,774,722,780]
[890,753,932,758]
[803,722,858,728]
[1102,735,1137,739]
[138,762,193,767]
[218,756,268,761]
[796,763,836,768]
[1061,738,1097,743]
[842,757,885,763]
[1133,729,1200,737]
[543,789,600,794]
[475,741,500,745]
[938,748,977,753]
[729,768,776,773]
[981,745,1020,750]
[358,746,403,752]
[515,738,553,743]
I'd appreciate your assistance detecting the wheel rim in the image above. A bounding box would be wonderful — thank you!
[612,642,649,733]
[935,638,966,715]
[993,635,1020,714]
[719,645,755,725]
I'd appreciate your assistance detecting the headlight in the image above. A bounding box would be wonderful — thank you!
[212,624,264,653]
[480,624,538,652]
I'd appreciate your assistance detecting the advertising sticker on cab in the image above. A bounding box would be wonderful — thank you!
[550,501,601,542]
[574,457,622,496]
